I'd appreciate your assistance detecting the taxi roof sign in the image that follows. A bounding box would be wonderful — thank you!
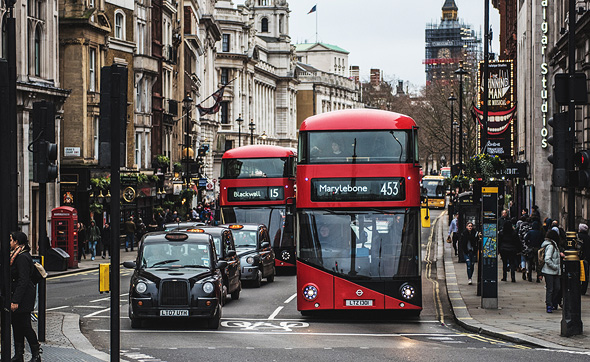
[165,233,189,241]
[228,224,244,230]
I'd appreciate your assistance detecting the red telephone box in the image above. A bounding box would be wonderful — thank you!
[51,206,78,268]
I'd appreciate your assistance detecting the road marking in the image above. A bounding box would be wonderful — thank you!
[74,305,107,309]
[46,306,69,311]
[284,293,297,304]
[268,306,284,320]
[84,307,110,318]
[91,292,129,303]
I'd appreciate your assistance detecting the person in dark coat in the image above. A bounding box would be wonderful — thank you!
[577,223,590,295]
[498,222,521,282]
[523,220,543,282]
[77,222,87,261]
[101,222,111,259]
[459,222,479,285]
[10,231,42,361]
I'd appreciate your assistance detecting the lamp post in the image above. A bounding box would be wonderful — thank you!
[260,131,267,141]
[455,63,468,172]
[236,115,244,147]
[183,95,193,188]
[448,93,457,173]
[249,119,255,145]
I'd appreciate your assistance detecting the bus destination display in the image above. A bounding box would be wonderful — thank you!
[311,178,405,202]
[228,186,284,202]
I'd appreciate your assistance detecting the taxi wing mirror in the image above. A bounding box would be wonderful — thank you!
[260,241,270,249]
[226,250,236,258]
[216,260,228,270]
[123,261,136,269]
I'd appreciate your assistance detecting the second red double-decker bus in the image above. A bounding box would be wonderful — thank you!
[296,109,422,314]
[219,145,297,270]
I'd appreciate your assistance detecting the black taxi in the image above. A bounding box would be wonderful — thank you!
[123,231,225,329]
[222,224,276,287]
[179,226,242,303]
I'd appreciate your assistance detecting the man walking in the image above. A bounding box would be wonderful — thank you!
[124,216,136,252]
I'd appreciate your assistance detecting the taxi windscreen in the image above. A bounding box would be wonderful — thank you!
[140,241,212,268]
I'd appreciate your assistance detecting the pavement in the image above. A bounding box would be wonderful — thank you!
[438,212,590,351]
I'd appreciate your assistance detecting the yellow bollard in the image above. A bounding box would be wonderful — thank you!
[421,206,431,228]
[581,260,586,282]
[99,263,110,293]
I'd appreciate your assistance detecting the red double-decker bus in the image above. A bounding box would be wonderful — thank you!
[296,109,422,314]
[219,145,297,270]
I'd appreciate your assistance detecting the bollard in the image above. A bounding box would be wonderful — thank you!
[561,231,583,336]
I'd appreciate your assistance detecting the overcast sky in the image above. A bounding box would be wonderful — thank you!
[234,0,500,91]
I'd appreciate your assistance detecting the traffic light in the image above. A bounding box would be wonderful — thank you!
[547,112,569,187]
[198,144,209,157]
[99,64,128,167]
[574,150,590,188]
[32,101,58,183]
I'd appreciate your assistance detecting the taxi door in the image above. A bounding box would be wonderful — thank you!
[258,227,274,277]
[223,230,240,293]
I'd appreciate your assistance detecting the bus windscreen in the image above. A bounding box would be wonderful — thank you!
[221,158,289,179]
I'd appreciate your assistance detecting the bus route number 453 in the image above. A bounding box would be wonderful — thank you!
[380,181,399,196]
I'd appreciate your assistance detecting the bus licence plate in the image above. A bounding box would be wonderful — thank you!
[160,310,189,317]
[345,299,373,307]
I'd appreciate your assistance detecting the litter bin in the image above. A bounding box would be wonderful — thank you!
[45,247,69,271]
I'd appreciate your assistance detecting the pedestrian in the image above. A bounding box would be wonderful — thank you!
[124,216,136,252]
[523,220,543,282]
[87,220,101,261]
[448,213,459,256]
[498,222,521,282]
[164,208,174,224]
[136,218,147,242]
[542,229,562,313]
[530,205,541,222]
[9,231,42,361]
[498,209,509,233]
[577,223,590,295]
[77,222,87,261]
[516,216,531,274]
[459,222,479,285]
[101,222,111,259]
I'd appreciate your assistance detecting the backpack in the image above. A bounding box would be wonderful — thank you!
[31,261,47,284]
[538,240,556,270]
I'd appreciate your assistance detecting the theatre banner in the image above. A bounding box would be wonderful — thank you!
[474,60,516,159]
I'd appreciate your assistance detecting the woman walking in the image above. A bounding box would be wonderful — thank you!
[10,231,42,361]
[459,222,479,285]
[498,222,521,282]
[542,230,562,313]
[87,220,101,261]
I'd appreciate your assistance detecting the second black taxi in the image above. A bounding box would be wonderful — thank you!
[123,231,226,329]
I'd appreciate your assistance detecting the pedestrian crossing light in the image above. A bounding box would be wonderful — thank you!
[574,150,590,188]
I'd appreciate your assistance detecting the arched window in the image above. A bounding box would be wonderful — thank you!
[261,18,268,33]
[114,11,124,40]
[1,14,7,58]
[34,25,41,76]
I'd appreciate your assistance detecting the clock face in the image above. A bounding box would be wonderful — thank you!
[123,187,136,202]
[438,48,451,59]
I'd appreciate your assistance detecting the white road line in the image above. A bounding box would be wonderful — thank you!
[93,329,465,337]
[84,307,110,318]
[90,292,129,303]
[267,306,284,320]
[46,306,69,311]
[283,293,297,304]
[74,305,107,309]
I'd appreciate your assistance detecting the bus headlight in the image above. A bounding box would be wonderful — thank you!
[302,284,318,301]
[400,283,415,300]
[202,282,215,294]
[135,282,147,294]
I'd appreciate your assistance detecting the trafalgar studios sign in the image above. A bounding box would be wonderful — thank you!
[474,60,516,158]
[540,0,550,148]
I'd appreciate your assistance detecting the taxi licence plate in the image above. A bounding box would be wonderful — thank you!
[160,309,189,317]
[345,299,373,306]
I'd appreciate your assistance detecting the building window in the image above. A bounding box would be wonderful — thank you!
[220,102,229,124]
[258,0,267,5]
[221,68,229,85]
[34,26,41,76]
[89,0,95,21]
[144,132,150,169]
[137,22,146,54]
[261,18,268,33]
[1,15,7,58]
[94,117,99,160]
[136,80,142,112]
[135,132,141,168]
[224,139,233,151]
[222,34,230,52]
[115,12,124,40]
[89,48,96,91]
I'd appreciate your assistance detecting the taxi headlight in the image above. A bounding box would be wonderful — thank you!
[202,282,215,294]
[246,256,255,264]
[135,282,147,294]
[400,283,415,300]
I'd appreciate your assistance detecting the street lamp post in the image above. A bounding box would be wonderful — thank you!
[448,93,457,174]
[249,120,255,145]
[236,115,244,147]
[183,95,193,188]
[455,64,468,172]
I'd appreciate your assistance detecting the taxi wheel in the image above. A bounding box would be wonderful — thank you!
[253,270,262,288]
[222,285,228,306]
[231,281,241,300]
[130,317,143,329]
[267,267,275,283]
[207,306,221,329]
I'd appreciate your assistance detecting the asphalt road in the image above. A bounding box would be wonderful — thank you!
[45,210,587,361]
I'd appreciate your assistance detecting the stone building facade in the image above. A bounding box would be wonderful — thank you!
[0,0,69,250]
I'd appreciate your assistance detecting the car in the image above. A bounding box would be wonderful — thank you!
[164,221,206,232]
[222,223,276,287]
[123,231,226,329]
[179,226,242,303]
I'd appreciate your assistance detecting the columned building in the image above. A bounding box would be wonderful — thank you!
[0,0,69,249]
[212,0,298,184]
[517,0,590,225]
